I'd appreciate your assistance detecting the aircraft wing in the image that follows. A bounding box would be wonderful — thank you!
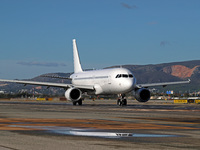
[0,79,71,88]
[0,79,94,90]
[136,79,191,88]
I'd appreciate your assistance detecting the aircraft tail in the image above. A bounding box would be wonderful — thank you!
[73,39,83,73]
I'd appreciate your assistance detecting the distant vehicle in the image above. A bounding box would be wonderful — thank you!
[0,39,190,106]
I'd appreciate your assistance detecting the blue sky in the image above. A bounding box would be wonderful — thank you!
[0,0,200,79]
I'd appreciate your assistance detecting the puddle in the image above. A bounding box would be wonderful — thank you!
[53,130,133,138]
[52,130,177,138]
[9,125,178,138]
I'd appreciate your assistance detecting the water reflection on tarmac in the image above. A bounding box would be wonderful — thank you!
[9,125,178,138]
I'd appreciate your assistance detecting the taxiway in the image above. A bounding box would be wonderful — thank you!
[0,99,199,150]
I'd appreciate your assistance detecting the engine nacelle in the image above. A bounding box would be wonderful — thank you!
[65,88,82,102]
[133,88,151,102]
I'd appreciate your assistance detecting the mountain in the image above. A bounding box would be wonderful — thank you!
[121,60,200,92]
[122,60,200,82]
[0,60,200,95]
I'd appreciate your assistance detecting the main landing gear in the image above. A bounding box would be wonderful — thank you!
[73,99,83,105]
[117,94,127,106]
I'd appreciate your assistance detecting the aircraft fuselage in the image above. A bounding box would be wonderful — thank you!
[71,68,136,95]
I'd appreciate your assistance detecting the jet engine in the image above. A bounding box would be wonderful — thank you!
[133,88,151,102]
[65,87,82,102]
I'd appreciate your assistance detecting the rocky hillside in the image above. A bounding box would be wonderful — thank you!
[121,60,200,92]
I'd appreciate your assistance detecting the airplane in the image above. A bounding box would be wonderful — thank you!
[0,39,191,106]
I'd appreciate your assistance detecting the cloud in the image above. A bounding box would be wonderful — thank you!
[121,2,138,10]
[160,41,170,47]
[17,61,67,67]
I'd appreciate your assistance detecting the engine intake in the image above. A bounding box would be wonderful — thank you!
[65,88,82,101]
[133,88,151,102]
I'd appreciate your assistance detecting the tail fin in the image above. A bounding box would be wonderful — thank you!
[73,39,83,73]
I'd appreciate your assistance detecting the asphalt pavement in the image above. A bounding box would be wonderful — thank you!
[0,99,199,150]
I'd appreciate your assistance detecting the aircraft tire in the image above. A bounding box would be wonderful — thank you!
[122,99,127,106]
[78,99,82,105]
[117,99,122,106]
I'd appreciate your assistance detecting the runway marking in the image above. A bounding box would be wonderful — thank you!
[0,118,198,131]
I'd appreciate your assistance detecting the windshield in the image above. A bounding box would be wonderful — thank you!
[116,74,133,78]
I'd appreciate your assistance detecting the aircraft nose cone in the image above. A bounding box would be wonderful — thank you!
[123,80,135,92]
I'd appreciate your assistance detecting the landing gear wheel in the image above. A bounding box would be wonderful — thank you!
[73,99,82,106]
[78,99,82,105]
[117,94,127,106]
[117,99,122,106]
[73,101,77,105]
[122,99,127,106]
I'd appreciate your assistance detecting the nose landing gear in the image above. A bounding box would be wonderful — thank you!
[117,94,127,106]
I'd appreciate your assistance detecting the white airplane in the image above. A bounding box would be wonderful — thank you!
[0,39,190,106]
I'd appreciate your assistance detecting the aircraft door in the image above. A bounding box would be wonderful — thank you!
[108,75,111,85]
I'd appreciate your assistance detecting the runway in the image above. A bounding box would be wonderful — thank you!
[0,99,199,150]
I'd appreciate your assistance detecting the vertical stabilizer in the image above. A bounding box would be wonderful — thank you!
[73,39,83,73]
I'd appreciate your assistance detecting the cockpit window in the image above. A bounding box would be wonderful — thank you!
[122,74,128,78]
[116,74,133,78]
[129,74,133,78]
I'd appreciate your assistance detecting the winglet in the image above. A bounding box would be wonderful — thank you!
[73,39,83,73]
